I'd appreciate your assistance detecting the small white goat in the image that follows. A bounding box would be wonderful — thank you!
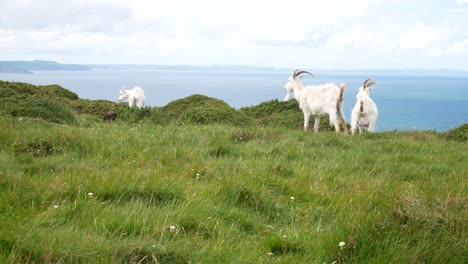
[283,69,348,134]
[351,79,378,135]
[118,86,145,108]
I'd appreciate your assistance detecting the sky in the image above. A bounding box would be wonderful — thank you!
[1,0,468,70]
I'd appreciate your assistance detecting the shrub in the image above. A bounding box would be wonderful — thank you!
[40,84,79,100]
[0,81,78,100]
[2,96,76,124]
[162,94,251,126]
[444,123,467,142]
[0,81,78,124]
[14,138,63,157]
[69,99,124,121]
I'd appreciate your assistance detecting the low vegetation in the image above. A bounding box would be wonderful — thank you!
[0,81,466,263]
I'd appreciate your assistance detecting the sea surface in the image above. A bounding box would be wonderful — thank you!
[1,67,467,132]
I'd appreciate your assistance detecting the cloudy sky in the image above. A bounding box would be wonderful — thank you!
[1,0,468,70]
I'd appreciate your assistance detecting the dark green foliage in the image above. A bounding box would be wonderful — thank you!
[264,237,303,255]
[0,81,77,124]
[97,188,182,205]
[0,239,15,253]
[13,132,86,158]
[163,94,251,126]
[0,81,345,130]
[40,84,79,100]
[14,138,63,157]
[70,99,123,121]
[207,145,232,157]
[445,123,467,142]
[3,96,76,124]
[0,81,78,99]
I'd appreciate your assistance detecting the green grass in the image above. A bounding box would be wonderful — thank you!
[0,81,466,263]
[0,117,466,263]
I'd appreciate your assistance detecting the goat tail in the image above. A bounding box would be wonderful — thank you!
[339,83,345,101]
[337,83,348,135]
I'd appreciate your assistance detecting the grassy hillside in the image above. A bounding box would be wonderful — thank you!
[0,81,466,263]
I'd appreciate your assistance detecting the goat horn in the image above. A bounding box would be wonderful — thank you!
[363,79,377,88]
[293,70,315,78]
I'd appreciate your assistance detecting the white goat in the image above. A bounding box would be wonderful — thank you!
[283,69,348,134]
[351,79,378,135]
[118,86,146,108]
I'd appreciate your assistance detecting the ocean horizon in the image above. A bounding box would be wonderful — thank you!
[1,66,467,132]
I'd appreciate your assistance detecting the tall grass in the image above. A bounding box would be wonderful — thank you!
[0,116,466,263]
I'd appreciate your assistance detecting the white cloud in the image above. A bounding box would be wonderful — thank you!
[398,22,442,50]
[0,0,467,69]
[456,0,468,4]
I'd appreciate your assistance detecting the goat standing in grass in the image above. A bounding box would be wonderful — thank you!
[351,79,378,135]
[118,86,146,108]
[283,69,348,134]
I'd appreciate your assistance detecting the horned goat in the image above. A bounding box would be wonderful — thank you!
[118,86,146,108]
[283,69,348,134]
[350,79,378,135]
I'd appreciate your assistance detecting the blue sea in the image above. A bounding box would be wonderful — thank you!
[1,67,467,132]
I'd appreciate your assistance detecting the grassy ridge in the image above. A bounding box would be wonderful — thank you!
[0,81,467,263]
[0,80,340,130]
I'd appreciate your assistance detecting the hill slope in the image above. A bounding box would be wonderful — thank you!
[0,81,466,263]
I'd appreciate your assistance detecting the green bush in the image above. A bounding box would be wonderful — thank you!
[69,99,125,122]
[0,81,78,124]
[40,84,79,100]
[1,96,76,124]
[0,81,78,100]
[163,94,251,126]
[14,138,63,157]
[445,123,467,142]
[0,81,37,96]
[0,81,344,130]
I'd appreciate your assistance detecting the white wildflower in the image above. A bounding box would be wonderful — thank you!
[87,192,94,197]
[54,205,59,209]
[169,225,176,232]
[267,252,274,256]
[282,235,287,238]
[339,241,346,248]
[290,196,295,201]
